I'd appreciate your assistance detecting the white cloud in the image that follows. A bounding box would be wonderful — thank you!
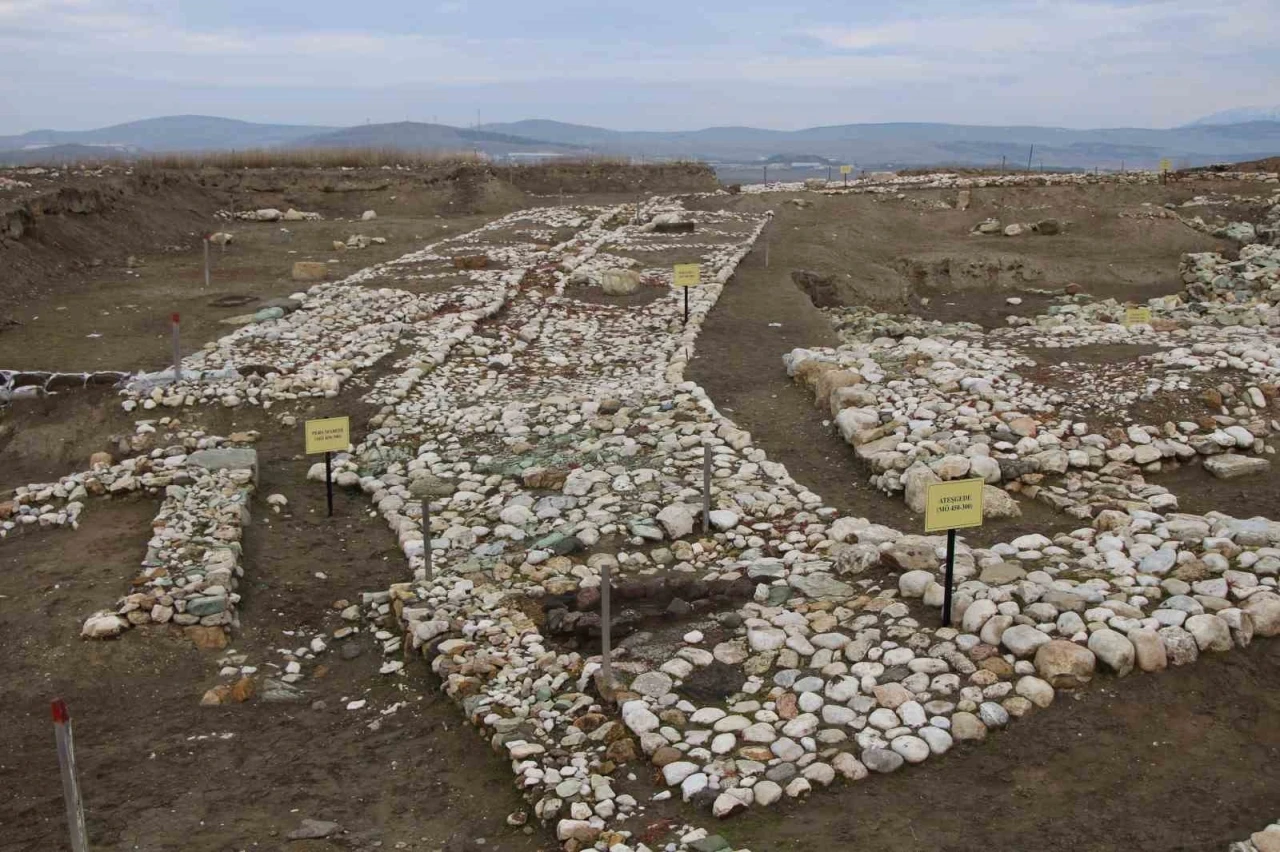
[1,0,1278,131]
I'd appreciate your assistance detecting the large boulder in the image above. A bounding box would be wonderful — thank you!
[1185,613,1233,652]
[903,464,941,514]
[601,269,641,296]
[1034,640,1096,688]
[1204,454,1271,479]
[788,572,854,601]
[1087,628,1135,677]
[1129,629,1168,672]
[656,504,695,539]
[1242,592,1280,636]
[1001,624,1051,658]
[81,612,127,639]
[982,485,1021,520]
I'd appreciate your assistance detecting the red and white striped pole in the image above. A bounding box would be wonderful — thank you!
[51,699,89,852]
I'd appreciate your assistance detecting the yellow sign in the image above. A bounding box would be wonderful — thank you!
[925,478,985,533]
[305,416,350,454]
[840,165,853,175]
[1124,306,1152,327]
[1159,158,1172,173]
[673,263,701,288]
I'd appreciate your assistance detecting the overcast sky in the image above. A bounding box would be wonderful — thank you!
[1,0,1277,134]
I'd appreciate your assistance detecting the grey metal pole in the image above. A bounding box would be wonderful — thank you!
[703,445,712,533]
[171,313,182,384]
[203,236,210,288]
[600,561,612,691]
[51,700,88,852]
[422,499,432,580]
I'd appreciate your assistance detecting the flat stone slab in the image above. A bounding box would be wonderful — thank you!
[1204,454,1271,480]
[187,448,259,484]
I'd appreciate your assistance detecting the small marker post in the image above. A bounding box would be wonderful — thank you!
[673,263,700,327]
[702,444,712,533]
[600,559,613,693]
[51,699,89,852]
[171,312,182,384]
[203,235,210,288]
[324,451,334,517]
[942,528,957,626]
[422,498,432,579]
[924,478,985,628]
[305,416,350,518]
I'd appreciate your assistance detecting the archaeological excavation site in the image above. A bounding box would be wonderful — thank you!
[4,157,1280,852]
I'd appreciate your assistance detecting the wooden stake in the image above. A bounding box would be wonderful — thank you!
[51,700,88,852]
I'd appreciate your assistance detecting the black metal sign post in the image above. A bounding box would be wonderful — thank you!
[924,478,985,628]
[942,528,957,626]
[324,451,334,517]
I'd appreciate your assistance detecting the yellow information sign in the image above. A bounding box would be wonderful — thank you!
[925,478,985,533]
[840,165,853,175]
[1124,306,1152,327]
[305,416,350,455]
[673,263,701,288]
[1159,158,1172,173]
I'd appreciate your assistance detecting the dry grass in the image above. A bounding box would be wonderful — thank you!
[136,146,485,170]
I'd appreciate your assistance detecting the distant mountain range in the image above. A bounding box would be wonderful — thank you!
[2,113,1279,170]
[0,115,330,154]
[1188,105,1280,126]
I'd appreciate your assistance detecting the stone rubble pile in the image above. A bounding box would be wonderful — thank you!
[1,420,244,536]
[785,244,1280,518]
[28,185,1280,849]
[217,208,324,222]
[82,446,257,640]
[334,234,387,251]
[319,199,776,850]
[252,195,1280,852]
[739,169,1279,197]
[0,369,129,404]
[0,415,259,642]
[118,206,625,411]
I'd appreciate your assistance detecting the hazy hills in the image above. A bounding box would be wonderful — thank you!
[0,116,330,155]
[1189,105,1280,126]
[3,113,1279,170]
[477,119,1280,169]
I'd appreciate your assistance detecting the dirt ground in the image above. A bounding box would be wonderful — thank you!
[716,640,1280,852]
[690,209,1078,546]
[0,435,553,852]
[4,170,1280,852]
[0,213,493,374]
[691,182,1253,325]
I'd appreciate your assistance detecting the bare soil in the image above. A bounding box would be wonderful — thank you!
[4,171,1280,851]
[0,447,551,852]
[690,216,1076,546]
[716,640,1280,852]
[688,182,1254,325]
[0,213,492,374]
